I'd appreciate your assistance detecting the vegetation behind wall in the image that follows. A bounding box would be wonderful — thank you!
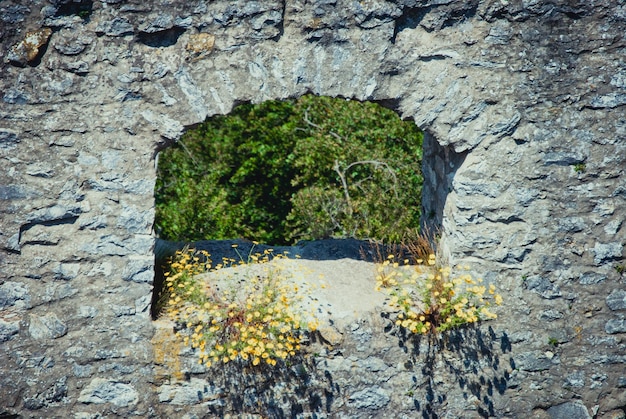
[154,95,424,245]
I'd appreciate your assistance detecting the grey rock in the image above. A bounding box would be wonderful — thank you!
[611,71,626,88]
[605,318,626,334]
[485,23,512,45]
[174,16,193,28]
[41,5,58,18]
[26,204,82,224]
[79,215,107,230]
[42,377,68,404]
[525,276,562,299]
[2,88,30,104]
[0,318,20,342]
[546,400,591,419]
[25,162,54,178]
[139,14,174,33]
[563,371,585,388]
[589,93,626,109]
[347,387,390,409]
[78,378,139,407]
[49,283,79,303]
[539,310,563,321]
[158,378,223,405]
[29,313,67,339]
[121,257,153,284]
[110,305,135,317]
[593,200,616,216]
[53,263,81,280]
[141,109,184,140]
[62,60,89,74]
[72,363,93,378]
[507,330,533,344]
[117,205,153,234]
[607,289,626,311]
[97,363,137,375]
[579,272,606,285]
[0,129,20,149]
[81,235,153,256]
[1,4,30,23]
[134,295,151,314]
[604,219,622,236]
[603,410,626,419]
[0,281,30,309]
[96,18,134,37]
[0,185,32,200]
[593,242,624,265]
[490,111,521,137]
[516,351,554,372]
[53,35,92,55]
[558,217,586,233]
[94,349,126,363]
[173,68,208,120]
[542,152,585,166]
[77,306,98,318]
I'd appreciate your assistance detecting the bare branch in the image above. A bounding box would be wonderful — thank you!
[303,109,342,141]
[339,160,399,199]
[333,159,353,215]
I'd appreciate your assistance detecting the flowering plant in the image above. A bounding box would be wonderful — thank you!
[163,246,318,367]
[376,253,502,334]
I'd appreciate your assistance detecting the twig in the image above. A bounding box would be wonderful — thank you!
[303,109,342,141]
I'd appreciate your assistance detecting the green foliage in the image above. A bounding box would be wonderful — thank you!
[155,95,423,245]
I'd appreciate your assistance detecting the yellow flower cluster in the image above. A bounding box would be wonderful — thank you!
[377,254,502,334]
[163,246,318,367]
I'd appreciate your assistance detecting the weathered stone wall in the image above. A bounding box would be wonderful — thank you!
[1,0,625,417]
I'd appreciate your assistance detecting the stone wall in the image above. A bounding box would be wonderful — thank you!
[1,0,625,417]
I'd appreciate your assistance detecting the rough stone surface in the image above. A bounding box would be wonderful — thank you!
[607,289,626,311]
[78,378,139,407]
[0,0,625,417]
[547,400,592,419]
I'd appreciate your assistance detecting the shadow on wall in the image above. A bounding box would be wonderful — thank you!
[420,131,467,236]
[199,347,338,418]
[390,321,512,418]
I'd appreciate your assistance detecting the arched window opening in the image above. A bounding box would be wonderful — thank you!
[151,95,425,318]
[155,95,423,245]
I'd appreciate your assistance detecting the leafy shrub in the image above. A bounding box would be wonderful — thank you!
[155,95,423,245]
[163,246,319,367]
